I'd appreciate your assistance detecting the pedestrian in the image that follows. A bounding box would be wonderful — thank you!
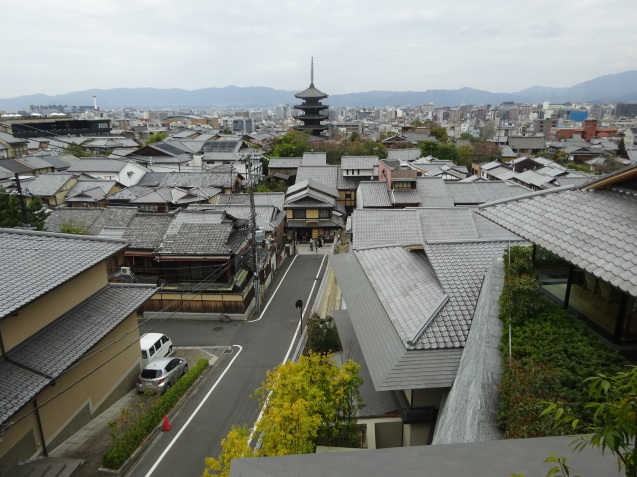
[318,237,322,248]
[314,239,317,253]
[309,240,313,251]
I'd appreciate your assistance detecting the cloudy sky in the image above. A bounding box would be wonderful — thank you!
[2,0,636,99]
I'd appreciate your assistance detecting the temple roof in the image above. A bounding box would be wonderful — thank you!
[294,82,328,99]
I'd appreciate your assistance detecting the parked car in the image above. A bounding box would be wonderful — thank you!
[136,357,188,394]
[140,333,173,367]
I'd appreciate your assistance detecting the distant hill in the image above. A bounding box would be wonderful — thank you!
[1,71,636,111]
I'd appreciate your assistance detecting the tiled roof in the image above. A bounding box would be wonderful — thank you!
[341,156,378,170]
[0,229,127,319]
[0,158,32,174]
[301,152,327,166]
[216,192,285,210]
[45,206,137,235]
[295,166,339,190]
[387,148,421,161]
[330,251,463,391]
[123,213,174,249]
[25,172,75,196]
[477,187,637,297]
[0,283,157,426]
[295,83,328,99]
[287,178,338,199]
[390,189,421,204]
[508,136,547,150]
[158,222,235,255]
[15,156,54,170]
[67,158,129,173]
[445,181,531,205]
[267,157,302,169]
[65,180,116,201]
[202,205,285,232]
[416,177,454,207]
[357,182,392,208]
[351,209,422,249]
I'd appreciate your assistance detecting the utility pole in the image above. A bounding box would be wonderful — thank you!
[240,151,261,314]
[14,173,29,226]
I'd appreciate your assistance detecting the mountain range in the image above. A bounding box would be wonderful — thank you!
[1,71,636,111]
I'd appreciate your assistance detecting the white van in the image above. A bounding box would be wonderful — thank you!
[140,333,173,367]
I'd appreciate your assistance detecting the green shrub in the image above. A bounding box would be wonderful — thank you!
[306,313,341,354]
[102,358,209,470]
[498,255,627,439]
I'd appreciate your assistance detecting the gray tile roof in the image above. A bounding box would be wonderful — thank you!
[0,158,32,174]
[390,188,421,204]
[230,434,621,477]
[65,180,116,202]
[416,177,455,207]
[330,252,463,391]
[387,148,421,161]
[287,179,338,200]
[267,157,302,169]
[477,187,637,297]
[67,158,130,173]
[0,229,127,319]
[216,192,285,210]
[351,209,422,249]
[341,156,378,169]
[157,210,237,255]
[15,156,54,170]
[445,181,531,205]
[197,205,285,232]
[508,135,547,150]
[45,206,137,235]
[123,213,174,249]
[301,152,327,166]
[357,182,392,208]
[295,166,340,190]
[24,172,76,196]
[0,283,157,426]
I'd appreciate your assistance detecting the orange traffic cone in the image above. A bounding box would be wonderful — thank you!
[162,415,172,432]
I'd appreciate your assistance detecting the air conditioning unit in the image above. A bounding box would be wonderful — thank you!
[121,267,132,276]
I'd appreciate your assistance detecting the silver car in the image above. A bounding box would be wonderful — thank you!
[136,357,188,394]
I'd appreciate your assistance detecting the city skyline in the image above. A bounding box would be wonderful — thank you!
[3,0,636,99]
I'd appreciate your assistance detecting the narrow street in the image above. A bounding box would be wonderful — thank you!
[126,252,327,477]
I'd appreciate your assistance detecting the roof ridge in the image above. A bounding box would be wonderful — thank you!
[478,184,576,208]
[0,227,127,244]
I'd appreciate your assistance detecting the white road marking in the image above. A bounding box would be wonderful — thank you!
[249,254,299,322]
[143,345,243,477]
[247,255,326,444]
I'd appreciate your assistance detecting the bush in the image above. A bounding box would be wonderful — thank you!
[497,252,627,439]
[102,358,209,470]
[306,313,341,354]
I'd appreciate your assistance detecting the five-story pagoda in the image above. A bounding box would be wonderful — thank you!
[293,58,329,136]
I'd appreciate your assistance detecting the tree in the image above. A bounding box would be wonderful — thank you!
[456,145,475,167]
[480,121,496,140]
[436,143,458,162]
[0,188,47,230]
[306,313,340,354]
[145,131,168,145]
[203,354,364,476]
[267,130,311,158]
[542,366,637,477]
[419,140,438,158]
[63,143,92,157]
[430,126,448,142]
[203,425,256,477]
[618,138,627,158]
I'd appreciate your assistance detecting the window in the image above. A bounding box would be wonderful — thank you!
[319,209,330,219]
[293,209,305,219]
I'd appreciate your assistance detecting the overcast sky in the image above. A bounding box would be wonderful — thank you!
[2,0,636,99]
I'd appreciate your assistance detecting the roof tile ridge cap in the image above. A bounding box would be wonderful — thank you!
[477,184,576,209]
[109,282,158,289]
[0,228,127,244]
[406,295,449,347]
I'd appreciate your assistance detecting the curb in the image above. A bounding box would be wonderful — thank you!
[97,350,227,476]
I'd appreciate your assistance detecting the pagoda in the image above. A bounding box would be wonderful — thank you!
[293,58,329,136]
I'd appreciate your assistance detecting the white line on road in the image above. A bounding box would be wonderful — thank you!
[143,345,243,477]
[249,254,299,322]
[247,255,327,444]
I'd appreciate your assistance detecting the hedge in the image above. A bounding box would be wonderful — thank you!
[102,358,210,470]
[498,246,627,438]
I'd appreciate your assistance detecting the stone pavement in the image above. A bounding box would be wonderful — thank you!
[46,347,223,476]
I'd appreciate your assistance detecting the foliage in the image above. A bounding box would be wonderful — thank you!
[497,247,627,439]
[510,453,580,477]
[430,126,448,142]
[471,141,501,162]
[204,354,364,476]
[145,131,168,145]
[456,145,475,167]
[203,425,256,477]
[252,177,289,193]
[480,121,496,140]
[618,138,627,158]
[459,132,479,142]
[0,188,47,230]
[102,358,209,470]
[59,219,89,235]
[567,163,594,173]
[63,143,92,157]
[306,313,341,354]
[418,140,439,157]
[266,130,312,158]
[542,366,637,477]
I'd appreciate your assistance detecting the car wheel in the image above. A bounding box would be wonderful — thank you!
[169,345,173,354]
[183,364,188,375]
[164,383,170,393]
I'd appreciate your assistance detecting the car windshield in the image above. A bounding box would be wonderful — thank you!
[140,369,161,379]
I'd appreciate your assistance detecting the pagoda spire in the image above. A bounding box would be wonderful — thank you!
[311,57,314,85]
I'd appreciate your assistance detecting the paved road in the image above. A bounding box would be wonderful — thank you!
[126,253,327,477]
